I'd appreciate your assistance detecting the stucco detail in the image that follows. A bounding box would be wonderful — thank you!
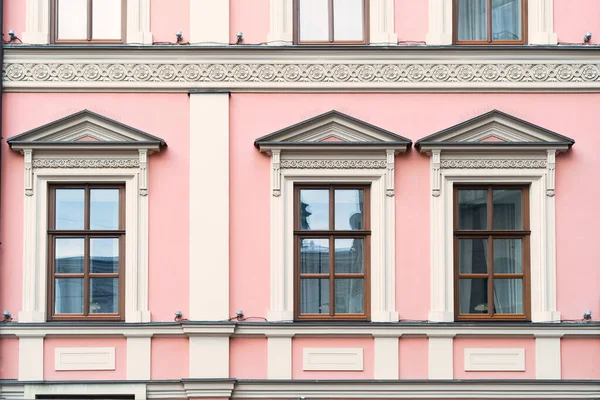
[281,160,386,169]
[32,159,140,168]
[440,159,547,169]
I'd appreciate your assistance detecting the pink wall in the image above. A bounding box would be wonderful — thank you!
[399,337,428,379]
[292,338,374,379]
[395,0,428,44]
[0,338,18,379]
[453,338,535,379]
[230,338,268,378]
[151,0,190,44]
[3,0,25,40]
[44,338,126,380]
[0,93,190,322]
[230,0,270,45]
[561,338,600,379]
[151,338,189,379]
[554,0,600,45]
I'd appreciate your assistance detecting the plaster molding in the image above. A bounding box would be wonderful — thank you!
[536,336,561,379]
[55,347,116,371]
[440,159,547,169]
[6,48,600,92]
[190,0,229,44]
[267,336,292,379]
[32,158,140,169]
[303,348,364,371]
[281,159,387,169]
[464,348,525,371]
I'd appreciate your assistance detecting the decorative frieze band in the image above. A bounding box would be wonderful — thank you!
[281,160,386,169]
[441,159,547,169]
[32,159,140,168]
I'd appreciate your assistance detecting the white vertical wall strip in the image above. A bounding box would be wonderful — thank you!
[267,335,293,379]
[189,92,230,321]
[428,334,454,379]
[18,335,44,380]
[374,336,399,379]
[189,336,230,378]
[535,335,562,379]
[126,336,151,380]
[190,0,230,44]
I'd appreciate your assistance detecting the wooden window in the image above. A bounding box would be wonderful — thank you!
[454,185,530,321]
[48,184,125,321]
[52,0,126,44]
[294,185,370,320]
[294,0,369,45]
[454,0,527,44]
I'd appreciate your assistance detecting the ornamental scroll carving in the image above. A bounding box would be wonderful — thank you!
[440,159,547,169]
[281,160,386,169]
[32,159,140,168]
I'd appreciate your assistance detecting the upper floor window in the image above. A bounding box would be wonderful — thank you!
[294,0,368,44]
[455,185,530,321]
[295,185,370,320]
[454,0,526,44]
[49,184,125,321]
[52,0,125,43]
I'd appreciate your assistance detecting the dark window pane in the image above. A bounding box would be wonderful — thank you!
[300,239,329,274]
[56,189,84,230]
[459,278,488,314]
[90,189,119,230]
[300,279,329,314]
[492,0,521,40]
[494,239,522,274]
[457,0,487,41]
[55,238,84,273]
[299,189,329,230]
[459,239,488,274]
[493,279,523,314]
[299,0,329,41]
[335,279,364,314]
[335,189,364,230]
[55,278,84,314]
[458,190,488,230]
[90,238,119,274]
[493,189,522,230]
[90,278,119,314]
[335,238,364,273]
[333,0,364,41]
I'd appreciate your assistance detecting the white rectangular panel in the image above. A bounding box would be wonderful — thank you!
[464,348,525,371]
[303,348,363,371]
[299,0,329,41]
[55,347,116,371]
[57,0,88,40]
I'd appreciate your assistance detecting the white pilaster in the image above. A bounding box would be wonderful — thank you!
[126,0,152,44]
[535,334,562,379]
[22,0,50,44]
[18,335,44,381]
[189,92,230,321]
[126,335,151,380]
[528,0,558,45]
[189,336,229,378]
[425,0,453,45]
[370,0,397,45]
[374,335,399,379]
[267,334,293,379]
[267,0,294,45]
[428,334,454,379]
[190,0,230,44]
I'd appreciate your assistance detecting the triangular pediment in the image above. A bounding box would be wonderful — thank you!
[8,110,166,151]
[415,110,574,152]
[254,110,411,152]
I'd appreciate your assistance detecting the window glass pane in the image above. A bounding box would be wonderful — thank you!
[299,0,329,41]
[493,189,522,230]
[300,279,329,314]
[333,0,364,41]
[90,278,119,314]
[300,238,329,273]
[457,0,487,41]
[57,0,88,40]
[335,189,364,230]
[492,0,521,40]
[55,278,84,313]
[458,238,488,274]
[90,189,119,230]
[458,190,487,230]
[299,189,329,230]
[335,279,364,314]
[335,238,364,273]
[494,239,522,274]
[459,278,488,314]
[91,238,119,273]
[55,238,84,273]
[92,0,122,40]
[56,189,85,230]
[493,278,523,314]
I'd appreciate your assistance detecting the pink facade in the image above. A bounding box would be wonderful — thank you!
[0,1,598,400]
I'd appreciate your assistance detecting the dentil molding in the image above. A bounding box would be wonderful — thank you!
[5,47,600,92]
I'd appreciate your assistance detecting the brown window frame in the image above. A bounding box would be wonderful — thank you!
[453,0,527,45]
[294,184,371,321]
[51,0,127,44]
[48,183,125,321]
[453,184,530,321]
[293,0,370,45]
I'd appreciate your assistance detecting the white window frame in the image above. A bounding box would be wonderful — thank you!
[426,0,557,45]
[267,0,397,45]
[22,0,152,45]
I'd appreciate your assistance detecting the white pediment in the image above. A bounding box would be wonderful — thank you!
[255,110,411,152]
[8,110,166,152]
[416,110,574,152]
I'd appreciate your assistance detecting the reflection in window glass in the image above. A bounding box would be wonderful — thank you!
[458,190,487,230]
[459,278,488,314]
[494,239,522,274]
[300,238,330,273]
[56,189,85,230]
[300,279,329,314]
[458,239,488,274]
[90,278,119,314]
[90,238,120,273]
[90,189,120,230]
[493,189,522,230]
[335,279,364,313]
[334,238,364,273]
[492,0,521,40]
[335,189,364,230]
[299,0,329,41]
[493,279,523,314]
[55,278,84,314]
[55,238,85,273]
[300,189,329,230]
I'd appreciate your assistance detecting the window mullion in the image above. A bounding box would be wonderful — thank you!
[84,234,90,316]
[329,235,335,317]
[87,0,93,41]
[328,0,334,42]
[487,0,492,42]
